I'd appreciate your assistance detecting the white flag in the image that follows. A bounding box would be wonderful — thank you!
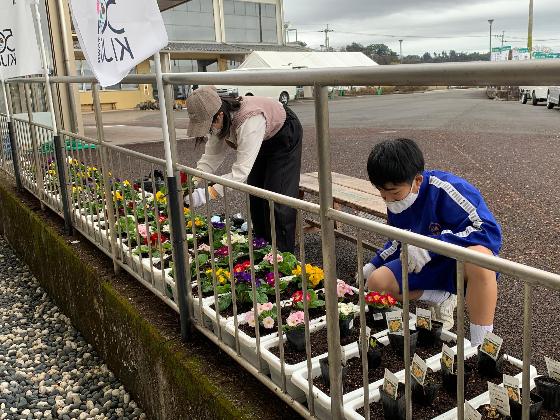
[69,0,168,87]
[0,0,42,79]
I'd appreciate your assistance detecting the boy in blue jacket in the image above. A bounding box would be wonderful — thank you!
[363,138,502,347]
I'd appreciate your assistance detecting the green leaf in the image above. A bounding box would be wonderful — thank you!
[217,294,232,312]
[256,290,269,304]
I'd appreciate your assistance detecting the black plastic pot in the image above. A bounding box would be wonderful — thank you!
[477,347,505,377]
[534,375,560,411]
[379,383,406,420]
[441,361,474,394]
[359,340,383,370]
[411,379,441,406]
[319,357,348,388]
[231,213,245,228]
[368,307,390,328]
[417,320,444,347]
[286,329,305,352]
[388,330,419,359]
[339,317,354,338]
[509,390,543,420]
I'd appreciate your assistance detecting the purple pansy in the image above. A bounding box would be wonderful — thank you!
[252,237,268,249]
[212,221,226,229]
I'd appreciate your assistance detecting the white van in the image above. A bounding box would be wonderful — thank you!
[213,68,298,105]
[519,86,548,105]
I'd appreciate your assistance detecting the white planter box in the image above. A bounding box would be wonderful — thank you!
[343,351,538,420]
[292,329,469,420]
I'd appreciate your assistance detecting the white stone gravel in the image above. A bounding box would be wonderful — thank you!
[0,238,146,420]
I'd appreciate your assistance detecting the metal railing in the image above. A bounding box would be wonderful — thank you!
[2,59,560,420]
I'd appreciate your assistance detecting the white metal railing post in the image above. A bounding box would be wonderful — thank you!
[314,84,343,419]
[522,283,532,420]
[400,244,411,420]
[456,261,466,420]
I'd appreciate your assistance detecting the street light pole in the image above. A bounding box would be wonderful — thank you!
[399,39,403,64]
[488,19,494,61]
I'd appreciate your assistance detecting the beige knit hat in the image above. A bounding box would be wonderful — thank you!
[185,86,222,138]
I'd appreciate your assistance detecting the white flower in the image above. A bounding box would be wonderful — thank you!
[221,232,247,246]
[198,244,211,252]
[262,316,275,329]
[338,302,358,317]
[186,234,193,240]
[162,225,170,233]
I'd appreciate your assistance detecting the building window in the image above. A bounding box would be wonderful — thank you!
[223,0,278,44]
[162,0,216,42]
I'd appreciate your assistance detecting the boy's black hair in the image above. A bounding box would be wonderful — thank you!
[367,138,425,188]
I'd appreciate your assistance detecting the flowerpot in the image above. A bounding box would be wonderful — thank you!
[319,357,348,390]
[368,307,390,328]
[478,404,513,420]
[231,213,245,228]
[358,341,383,370]
[417,320,444,348]
[286,329,306,352]
[379,383,406,420]
[535,375,560,411]
[339,317,354,338]
[477,347,505,377]
[441,361,474,394]
[509,391,543,420]
[411,379,441,406]
[388,330,419,359]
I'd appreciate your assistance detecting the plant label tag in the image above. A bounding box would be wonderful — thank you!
[416,307,432,331]
[488,382,511,416]
[480,332,503,360]
[441,343,455,374]
[386,311,403,335]
[503,374,521,404]
[340,345,347,362]
[373,312,384,321]
[545,356,560,381]
[383,369,399,400]
[464,401,482,420]
[411,353,428,385]
[348,318,354,330]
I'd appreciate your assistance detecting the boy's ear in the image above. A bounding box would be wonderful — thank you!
[415,174,424,189]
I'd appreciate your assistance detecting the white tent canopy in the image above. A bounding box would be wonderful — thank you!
[237,51,378,70]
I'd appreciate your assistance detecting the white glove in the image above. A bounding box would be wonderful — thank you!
[407,245,431,273]
[356,262,376,285]
[185,188,207,208]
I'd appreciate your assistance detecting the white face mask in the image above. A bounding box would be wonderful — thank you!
[385,183,419,214]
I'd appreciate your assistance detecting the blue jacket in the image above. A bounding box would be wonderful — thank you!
[370,170,502,268]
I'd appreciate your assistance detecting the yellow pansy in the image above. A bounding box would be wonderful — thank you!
[183,207,190,215]
[155,191,167,203]
[113,191,123,201]
[123,180,131,187]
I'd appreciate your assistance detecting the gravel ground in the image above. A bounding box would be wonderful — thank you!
[0,238,146,420]
[122,123,560,374]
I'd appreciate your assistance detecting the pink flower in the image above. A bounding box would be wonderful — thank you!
[262,316,275,329]
[286,311,305,327]
[263,252,283,265]
[244,311,255,327]
[198,244,211,252]
[337,280,354,298]
[137,224,149,238]
[260,302,274,312]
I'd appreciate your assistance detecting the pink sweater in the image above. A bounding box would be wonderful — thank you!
[231,96,286,141]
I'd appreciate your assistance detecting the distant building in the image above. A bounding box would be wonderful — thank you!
[74,0,307,110]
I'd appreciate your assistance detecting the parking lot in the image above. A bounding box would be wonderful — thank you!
[85,88,560,371]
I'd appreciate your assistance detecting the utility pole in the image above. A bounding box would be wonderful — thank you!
[399,39,403,64]
[488,19,494,60]
[528,0,534,56]
[501,31,505,47]
[319,24,334,51]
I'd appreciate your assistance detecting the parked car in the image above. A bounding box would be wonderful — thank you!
[519,86,548,105]
[212,68,298,105]
[546,86,560,109]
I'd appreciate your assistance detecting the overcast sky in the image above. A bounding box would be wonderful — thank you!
[284,0,560,56]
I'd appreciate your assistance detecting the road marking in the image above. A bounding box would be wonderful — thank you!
[379,130,397,134]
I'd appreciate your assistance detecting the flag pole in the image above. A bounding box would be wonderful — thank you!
[154,52,174,178]
[31,0,58,136]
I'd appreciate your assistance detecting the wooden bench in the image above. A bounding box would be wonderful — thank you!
[298,172,387,251]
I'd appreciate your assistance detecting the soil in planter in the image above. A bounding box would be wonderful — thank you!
[313,349,406,397]
[269,321,362,364]
[355,357,522,419]
[539,409,560,419]
[191,285,215,299]
[238,306,326,338]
